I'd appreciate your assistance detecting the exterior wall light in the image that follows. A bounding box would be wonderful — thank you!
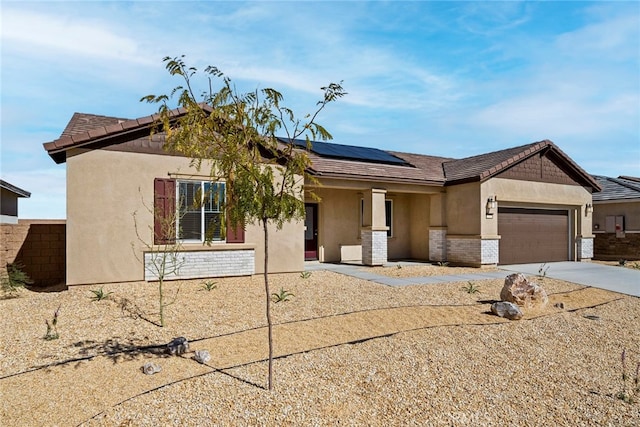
[585,203,593,215]
[486,196,497,217]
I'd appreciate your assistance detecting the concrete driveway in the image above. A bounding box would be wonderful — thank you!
[499,261,640,297]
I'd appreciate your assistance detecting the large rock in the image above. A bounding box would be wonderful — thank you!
[491,301,523,320]
[167,337,189,355]
[500,273,548,309]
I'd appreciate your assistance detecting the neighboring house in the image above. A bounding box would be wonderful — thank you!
[44,110,600,286]
[591,175,640,261]
[0,180,31,224]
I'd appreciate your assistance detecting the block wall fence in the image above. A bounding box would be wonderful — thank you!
[0,220,66,287]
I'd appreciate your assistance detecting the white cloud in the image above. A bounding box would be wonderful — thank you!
[1,7,152,65]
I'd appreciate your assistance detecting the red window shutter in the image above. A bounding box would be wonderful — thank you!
[154,178,176,245]
[226,220,245,243]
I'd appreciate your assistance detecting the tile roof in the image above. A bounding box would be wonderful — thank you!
[592,175,640,201]
[306,150,450,185]
[441,139,600,190]
[61,113,130,138]
[43,107,194,164]
[43,110,600,192]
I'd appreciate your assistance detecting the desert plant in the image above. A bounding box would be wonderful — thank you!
[89,287,113,301]
[618,259,628,266]
[462,281,480,294]
[144,55,344,390]
[44,306,60,340]
[132,189,185,327]
[300,271,312,279]
[616,349,639,404]
[272,288,294,303]
[396,264,403,270]
[1,262,33,296]
[436,261,449,267]
[538,263,549,280]
[201,280,218,291]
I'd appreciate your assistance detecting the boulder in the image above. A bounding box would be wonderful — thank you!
[167,337,189,355]
[491,301,523,320]
[142,362,162,375]
[194,349,211,364]
[500,273,548,309]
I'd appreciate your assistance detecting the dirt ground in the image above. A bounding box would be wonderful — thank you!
[1,266,638,426]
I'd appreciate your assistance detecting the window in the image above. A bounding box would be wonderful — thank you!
[359,198,393,238]
[154,178,244,245]
[178,181,225,242]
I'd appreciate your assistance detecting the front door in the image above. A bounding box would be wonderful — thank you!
[304,203,318,260]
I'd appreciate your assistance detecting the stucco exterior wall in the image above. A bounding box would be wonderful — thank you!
[311,188,361,262]
[481,178,593,238]
[409,194,430,260]
[592,201,640,232]
[66,149,302,285]
[592,200,640,260]
[445,182,481,235]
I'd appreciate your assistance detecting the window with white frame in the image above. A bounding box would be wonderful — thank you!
[177,181,225,242]
[360,198,393,238]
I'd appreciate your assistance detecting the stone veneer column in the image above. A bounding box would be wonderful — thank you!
[428,227,447,262]
[361,229,388,266]
[576,236,594,260]
[361,188,388,266]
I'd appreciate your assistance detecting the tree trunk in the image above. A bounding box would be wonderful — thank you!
[263,218,273,390]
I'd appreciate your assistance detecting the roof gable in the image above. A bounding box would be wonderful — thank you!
[442,140,600,191]
[43,107,193,164]
[61,113,130,138]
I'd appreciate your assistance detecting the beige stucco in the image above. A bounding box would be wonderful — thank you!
[66,149,303,285]
[593,200,640,232]
[308,184,437,263]
[481,178,594,238]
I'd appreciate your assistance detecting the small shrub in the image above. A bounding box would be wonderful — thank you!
[538,263,549,279]
[631,262,640,270]
[300,271,312,279]
[44,306,60,341]
[618,259,628,267]
[436,261,449,267]
[272,288,294,303]
[616,349,639,404]
[89,287,113,301]
[462,281,480,294]
[201,280,217,291]
[1,262,33,296]
[396,264,403,270]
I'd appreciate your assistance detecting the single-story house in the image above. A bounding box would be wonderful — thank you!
[591,175,640,261]
[44,110,600,286]
[1,179,31,224]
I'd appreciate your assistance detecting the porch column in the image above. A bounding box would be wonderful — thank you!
[362,188,388,266]
[429,193,447,262]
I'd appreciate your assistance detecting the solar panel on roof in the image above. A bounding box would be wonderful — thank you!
[281,138,409,166]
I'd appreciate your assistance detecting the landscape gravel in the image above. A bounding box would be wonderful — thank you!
[1,266,638,426]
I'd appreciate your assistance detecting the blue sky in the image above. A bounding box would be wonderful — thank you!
[1,1,639,219]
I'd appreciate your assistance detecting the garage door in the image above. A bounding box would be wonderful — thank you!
[498,207,569,265]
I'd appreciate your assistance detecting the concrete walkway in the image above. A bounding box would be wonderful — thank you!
[499,261,640,297]
[306,260,640,297]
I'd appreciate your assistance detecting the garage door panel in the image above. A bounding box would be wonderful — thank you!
[498,208,569,264]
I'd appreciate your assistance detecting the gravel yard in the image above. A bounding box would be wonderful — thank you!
[1,267,638,426]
